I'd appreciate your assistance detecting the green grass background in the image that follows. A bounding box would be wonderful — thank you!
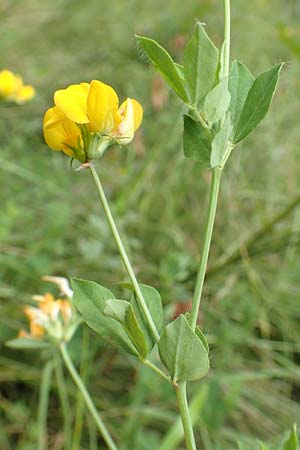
[0,0,300,448]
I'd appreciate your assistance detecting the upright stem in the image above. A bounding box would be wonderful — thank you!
[175,383,197,450]
[60,343,119,450]
[89,163,160,343]
[180,4,230,449]
[190,167,222,330]
[72,326,90,450]
[223,0,231,82]
[53,351,72,449]
[38,361,53,450]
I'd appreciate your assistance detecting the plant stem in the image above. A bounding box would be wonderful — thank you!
[190,0,230,330]
[89,162,160,343]
[60,342,119,450]
[72,326,90,450]
[53,350,72,450]
[38,360,53,450]
[190,167,222,330]
[157,385,207,450]
[142,358,172,383]
[223,0,231,82]
[175,383,197,450]
[179,4,230,449]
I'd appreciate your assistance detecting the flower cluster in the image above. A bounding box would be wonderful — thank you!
[19,291,79,344]
[0,69,35,104]
[43,80,143,162]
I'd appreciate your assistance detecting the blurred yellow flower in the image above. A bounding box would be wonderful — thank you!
[43,80,143,162]
[0,69,35,104]
[19,292,78,343]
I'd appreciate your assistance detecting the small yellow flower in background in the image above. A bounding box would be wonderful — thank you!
[17,277,80,345]
[0,69,35,104]
[43,80,143,162]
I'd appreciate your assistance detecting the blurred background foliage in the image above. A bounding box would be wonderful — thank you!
[0,0,300,449]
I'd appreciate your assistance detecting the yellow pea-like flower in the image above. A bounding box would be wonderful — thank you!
[43,80,143,162]
[43,106,84,158]
[20,291,77,342]
[113,98,143,145]
[0,69,35,104]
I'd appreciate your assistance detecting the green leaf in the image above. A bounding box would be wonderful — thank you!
[183,115,212,167]
[104,299,148,358]
[158,314,210,383]
[136,35,188,101]
[228,61,254,136]
[130,284,163,352]
[5,338,51,350]
[283,424,298,450]
[234,63,284,143]
[210,113,233,168]
[204,79,231,125]
[71,278,138,356]
[195,327,209,354]
[184,21,219,106]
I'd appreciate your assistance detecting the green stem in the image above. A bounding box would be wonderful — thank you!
[53,351,72,450]
[89,162,160,343]
[72,327,90,450]
[223,0,231,82]
[60,343,119,450]
[190,167,222,330]
[157,385,207,450]
[142,358,172,383]
[175,383,197,450]
[38,360,53,450]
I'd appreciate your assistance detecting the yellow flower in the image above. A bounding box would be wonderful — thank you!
[14,85,35,104]
[43,80,143,162]
[0,70,22,97]
[43,106,83,158]
[20,292,78,342]
[0,69,35,104]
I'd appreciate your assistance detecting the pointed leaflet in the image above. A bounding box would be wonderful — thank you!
[136,35,188,102]
[71,278,138,356]
[234,63,284,143]
[203,79,231,125]
[283,425,298,450]
[130,284,163,352]
[210,113,233,168]
[104,299,148,358]
[228,61,254,136]
[183,115,212,167]
[184,21,219,106]
[158,314,210,383]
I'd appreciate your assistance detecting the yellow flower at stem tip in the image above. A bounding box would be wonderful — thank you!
[20,292,75,342]
[43,80,143,162]
[0,69,35,104]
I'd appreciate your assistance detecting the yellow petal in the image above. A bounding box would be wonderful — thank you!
[30,322,45,338]
[119,98,143,132]
[114,98,143,145]
[43,106,82,154]
[87,80,119,133]
[54,83,89,123]
[15,85,35,103]
[57,299,72,322]
[0,70,22,97]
